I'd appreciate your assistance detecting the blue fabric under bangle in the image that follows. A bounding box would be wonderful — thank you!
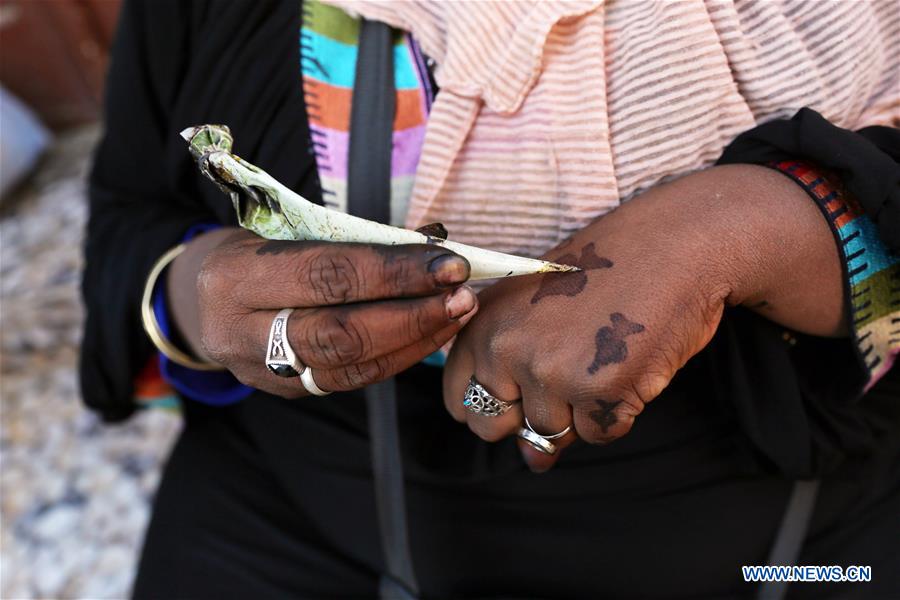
[153,223,254,405]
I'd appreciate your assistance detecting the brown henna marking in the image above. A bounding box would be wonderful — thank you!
[530,243,613,304]
[589,399,623,433]
[587,313,645,374]
[576,243,615,270]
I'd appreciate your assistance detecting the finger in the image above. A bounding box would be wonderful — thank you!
[462,367,522,443]
[312,308,478,393]
[223,359,316,401]
[443,340,476,422]
[240,286,478,369]
[517,396,578,474]
[215,238,471,309]
[230,310,476,399]
[444,339,475,423]
[572,395,644,445]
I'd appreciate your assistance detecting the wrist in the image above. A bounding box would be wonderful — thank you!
[684,165,781,308]
[677,164,846,336]
[166,227,240,360]
[582,163,844,337]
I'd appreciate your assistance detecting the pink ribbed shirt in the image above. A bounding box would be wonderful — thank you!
[327,0,899,258]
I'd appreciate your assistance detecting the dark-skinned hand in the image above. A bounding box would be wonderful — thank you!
[444,165,845,472]
[167,228,478,398]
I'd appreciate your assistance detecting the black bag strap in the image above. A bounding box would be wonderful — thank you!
[366,379,420,600]
[757,480,821,600]
[347,19,421,599]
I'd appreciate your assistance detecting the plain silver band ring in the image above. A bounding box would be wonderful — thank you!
[524,417,571,440]
[265,308,305,378]
[463,376,515,417]
[300,367,330,396]
[517,427,557,455]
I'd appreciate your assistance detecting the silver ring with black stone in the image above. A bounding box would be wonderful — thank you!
[265,308,306,378]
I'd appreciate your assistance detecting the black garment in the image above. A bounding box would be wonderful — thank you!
[83,1,900,598]
[718,108,900,253]
[81,0,320,421]
[134,365,900,599]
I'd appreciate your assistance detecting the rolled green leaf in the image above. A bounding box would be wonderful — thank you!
[181,124,578,280]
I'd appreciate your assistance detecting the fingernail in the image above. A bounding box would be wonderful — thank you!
[429,254,470,286]
[446,286,476,319]
[456,302,479,326]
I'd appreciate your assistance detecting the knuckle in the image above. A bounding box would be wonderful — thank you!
[197,255,226,301]
[199,320,229,365]
[600,369,656,416]
[306,248,361,304]
[305,312,369,366]
[408,302,440,341]
[200,337,226,366]
[632,367,671,404]
[486,329,515,361]
[576,392,642,445]
[527,357,563,389]
[330,366,361,390]
[524,401,560,432]
[336,357,389,389]
[597,370,633,403]
[380,249,417,292]
[614,415,636,439]
[609,389,645,421]
[199,309,248,367]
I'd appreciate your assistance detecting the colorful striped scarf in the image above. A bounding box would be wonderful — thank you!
[300,0,433,226]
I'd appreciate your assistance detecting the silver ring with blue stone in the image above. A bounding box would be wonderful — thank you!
[265,308,306,378]
[463,376,514,417]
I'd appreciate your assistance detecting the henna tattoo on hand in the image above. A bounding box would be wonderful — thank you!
[587,312,645,374]
[530,242,613,304]
[589,399,623,433]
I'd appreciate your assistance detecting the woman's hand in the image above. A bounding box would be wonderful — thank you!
[168,228,478,398]
[443,165,845,472]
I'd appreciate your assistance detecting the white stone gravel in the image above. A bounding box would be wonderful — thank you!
[1,126,180,600]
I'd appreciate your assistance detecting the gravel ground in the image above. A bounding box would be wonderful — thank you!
[1,125,180,599]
